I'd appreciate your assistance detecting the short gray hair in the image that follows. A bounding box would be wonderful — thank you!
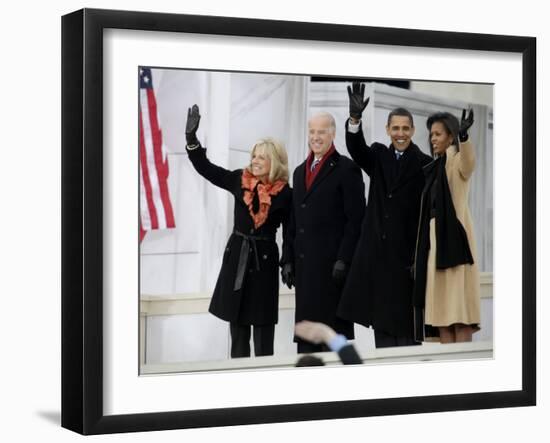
[309,111,336,134]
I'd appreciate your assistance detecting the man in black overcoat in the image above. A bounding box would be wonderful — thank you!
[284,111,365,353]
[337,82,433,348]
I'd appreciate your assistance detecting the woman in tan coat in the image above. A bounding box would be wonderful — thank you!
[413,110,480,343]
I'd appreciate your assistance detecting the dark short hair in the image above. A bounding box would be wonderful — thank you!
[426,112,460,155]
[295,355,326,367]
[387,107,414,127]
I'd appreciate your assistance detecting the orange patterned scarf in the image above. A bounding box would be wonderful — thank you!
[241,169,286,228]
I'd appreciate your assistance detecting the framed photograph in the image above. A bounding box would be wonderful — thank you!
[61,8,536,435]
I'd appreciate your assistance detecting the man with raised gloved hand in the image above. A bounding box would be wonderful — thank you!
[289,111,365,354]
[337,82,432,348]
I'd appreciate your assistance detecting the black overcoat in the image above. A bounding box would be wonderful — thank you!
[188,146,292,326]
[291,149,365,340]
[337,122,432,338]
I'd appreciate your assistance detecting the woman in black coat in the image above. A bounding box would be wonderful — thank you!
[185,105,293,358]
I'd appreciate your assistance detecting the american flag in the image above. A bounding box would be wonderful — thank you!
[139,67,176,242]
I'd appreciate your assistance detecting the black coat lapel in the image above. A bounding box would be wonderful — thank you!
[294,161,307,202]
[380,146,396,191]
[391,143,422,191]
[304,150,340,200]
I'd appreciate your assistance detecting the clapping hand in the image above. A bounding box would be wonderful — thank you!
[295,320,337,345]
[186,104,201,146]
[459,108,474,142]
[347,81,370,122]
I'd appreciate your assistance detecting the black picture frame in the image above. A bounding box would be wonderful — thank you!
[61,8,536,435]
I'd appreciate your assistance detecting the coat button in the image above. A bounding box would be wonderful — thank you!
[263,254,268,260]
[384,214,389,219]
[301,203,306,208]
[249,228,254,234]
[382,234,386,240]
[387,193,392,199]
[299,228,305,233]
[249,248,253,252]
[299,253,304,259]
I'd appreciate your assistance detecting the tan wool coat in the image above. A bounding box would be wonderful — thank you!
[424,140,481,329]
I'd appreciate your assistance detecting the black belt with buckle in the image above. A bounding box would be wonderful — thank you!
[232,230,275,291]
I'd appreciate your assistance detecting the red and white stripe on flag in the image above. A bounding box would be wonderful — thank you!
[139,67,176,242]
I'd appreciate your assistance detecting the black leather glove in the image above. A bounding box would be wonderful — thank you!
[332,260,348,287]
[185,104,201,146]
[347,81,370,121]
[459,108,474,142]
[281,263,294,289]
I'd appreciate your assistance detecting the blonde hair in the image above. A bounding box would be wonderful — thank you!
[246,137,289,183]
